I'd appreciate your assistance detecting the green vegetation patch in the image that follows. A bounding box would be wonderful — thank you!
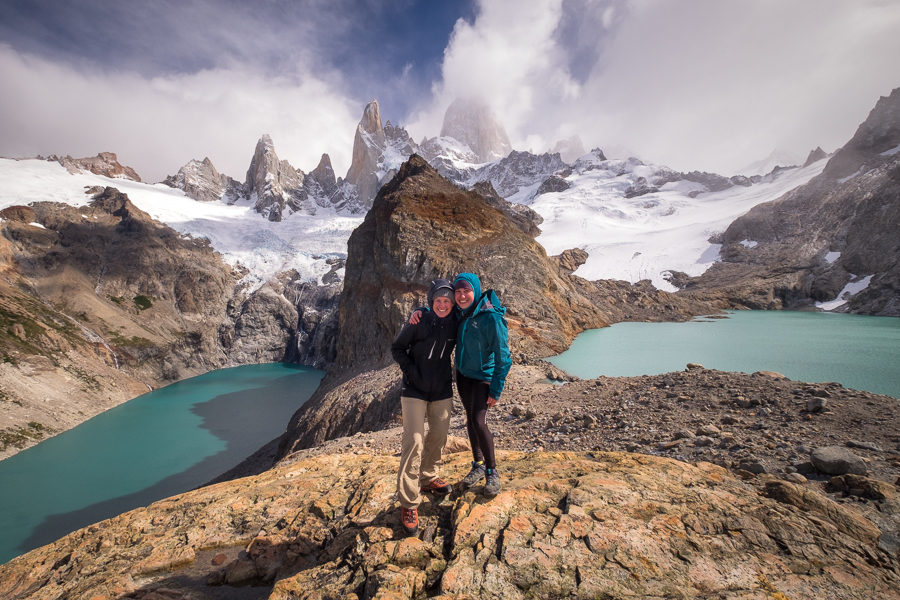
[133,295,154,310]
[1,422,54,452]
[109,334,155,349]
[64,365,101,391]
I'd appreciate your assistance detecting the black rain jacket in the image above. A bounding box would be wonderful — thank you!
[391,309,459,401]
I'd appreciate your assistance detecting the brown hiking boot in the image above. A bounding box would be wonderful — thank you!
[400,507,418,536]
[420,477,453,497]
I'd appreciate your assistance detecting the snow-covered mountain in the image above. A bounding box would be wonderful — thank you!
[437,96,512,164]
[0,158,359,292]
[527,151,829,290]
[0,141,829,295]
[14,91,896,307]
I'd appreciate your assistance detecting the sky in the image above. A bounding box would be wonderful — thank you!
[1,0,898,183]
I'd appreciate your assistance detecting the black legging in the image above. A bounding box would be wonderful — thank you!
[456,370,495,469]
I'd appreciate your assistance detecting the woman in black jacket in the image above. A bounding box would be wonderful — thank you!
[391,279,459,536]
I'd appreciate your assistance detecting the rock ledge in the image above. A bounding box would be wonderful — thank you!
[2,450,897,599]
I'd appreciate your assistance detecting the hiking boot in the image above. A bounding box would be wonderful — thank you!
[461,461,486,489]
[484,468,501,497]
[421,477,453,497]
[400,507,418,536]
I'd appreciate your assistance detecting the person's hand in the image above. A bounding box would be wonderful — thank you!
[487,396,498,408]
[409,310,422,325]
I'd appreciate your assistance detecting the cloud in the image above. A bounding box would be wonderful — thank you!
[412,0,900,174]
[408,0,579,142]
[0,44,360,182]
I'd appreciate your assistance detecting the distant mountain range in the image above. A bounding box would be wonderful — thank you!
[0,87,897,459]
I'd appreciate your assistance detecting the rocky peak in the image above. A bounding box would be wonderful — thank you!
[469,149,569,200]
[823,86,900,179]
[440,96,512,164]
[333,153,610,374]
[307,153,338,198]
[803,146,828,167]
[345,100,387,205]
[416,135,479,182]
[164,156,226,202]
[343,100,423,212]
[245,134,309,221]
[55,152,141,181]
[550,134,587,163]
[360,99,386,145]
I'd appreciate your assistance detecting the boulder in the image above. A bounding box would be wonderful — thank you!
[811,446,868,475]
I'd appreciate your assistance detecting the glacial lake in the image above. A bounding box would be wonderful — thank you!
[0,363,323,565]
[2,311,898,566]
[549,310,900,399]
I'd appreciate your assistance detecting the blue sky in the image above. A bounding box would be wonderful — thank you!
[1,0,898,182]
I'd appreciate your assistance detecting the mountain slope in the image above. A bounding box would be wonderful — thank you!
[689,88,900,315]
[0,186,240,457]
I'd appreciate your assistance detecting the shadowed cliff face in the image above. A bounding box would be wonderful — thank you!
[335,154,611,375]
[1,450,897,599]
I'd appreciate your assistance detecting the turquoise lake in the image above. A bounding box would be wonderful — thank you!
[2,310,899,566]
[549,310,900,399]
[0,363,323,565]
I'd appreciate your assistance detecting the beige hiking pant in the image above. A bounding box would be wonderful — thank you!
[397,396,452,509]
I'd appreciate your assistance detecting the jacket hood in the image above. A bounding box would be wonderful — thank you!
[454,273,482,313]
[472,288,506,317]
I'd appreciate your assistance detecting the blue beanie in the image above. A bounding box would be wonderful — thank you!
[453,273,482,303]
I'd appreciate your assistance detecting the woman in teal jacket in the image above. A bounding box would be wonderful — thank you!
[451,273,511,497]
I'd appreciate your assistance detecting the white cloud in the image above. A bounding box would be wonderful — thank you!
[407,0,580,145]
[572,0,900,173]
[411,0,900,175]
[0,44,360,183]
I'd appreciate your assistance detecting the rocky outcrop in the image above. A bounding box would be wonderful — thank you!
[2,450,897,599]
[221,269,343,368]
[555,248,589,272]
[471,181,543,237]
[274,156,718,458]
[535,174,570,196]
[440,96,512,164]
[54,152,142,181]
[163,157,243,203]
[333,154,610,375]
[280,365,401,452]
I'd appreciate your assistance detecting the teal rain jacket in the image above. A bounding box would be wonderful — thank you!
[455,286,512,400]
